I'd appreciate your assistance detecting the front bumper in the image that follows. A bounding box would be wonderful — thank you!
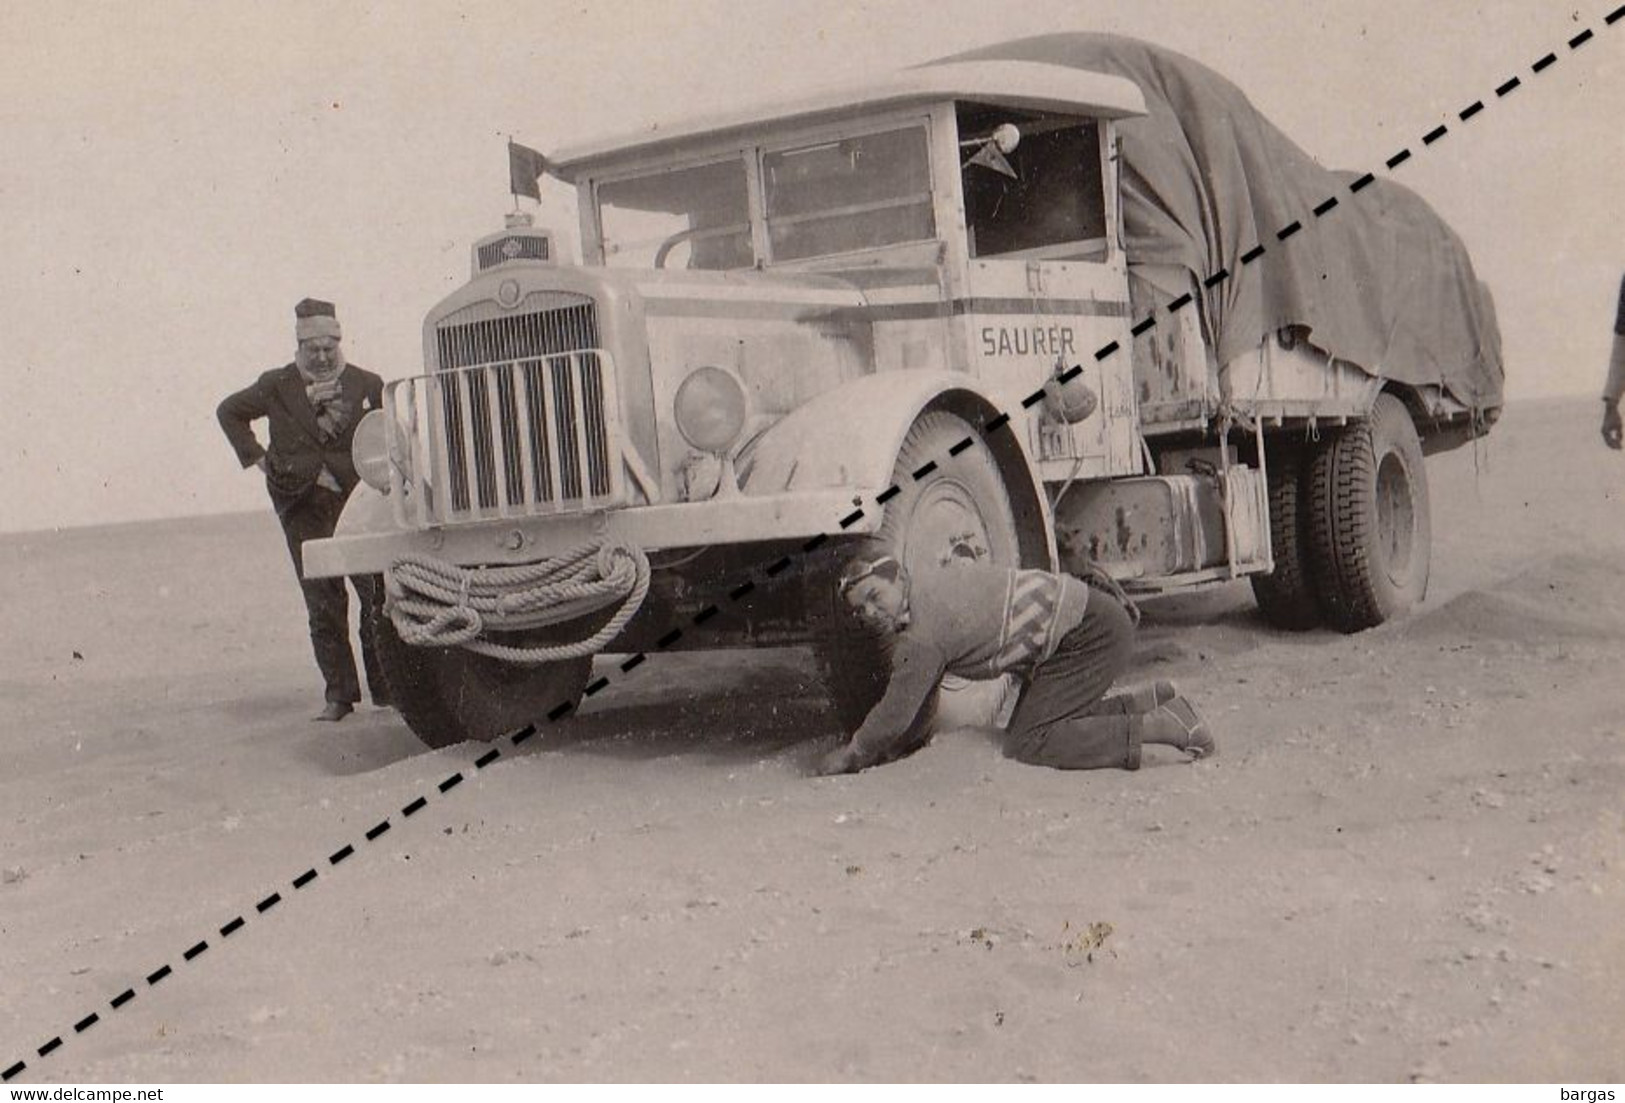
[301,487,883,578]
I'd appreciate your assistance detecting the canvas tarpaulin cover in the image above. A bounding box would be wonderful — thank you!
[938,34,1504,412]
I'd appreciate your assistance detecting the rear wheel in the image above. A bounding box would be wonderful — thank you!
[1251,439,1322,630]
[814,410,1022,733]
[1307,393,1431,632]
[374,613,591,748]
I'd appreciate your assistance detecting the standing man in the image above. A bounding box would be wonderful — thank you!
[1602,274,1625,450]
[816,552,1214,776]
[217,298,390,721]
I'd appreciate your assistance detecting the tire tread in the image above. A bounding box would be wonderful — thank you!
[1251,442,1322,630]
[1307,393,1429,633]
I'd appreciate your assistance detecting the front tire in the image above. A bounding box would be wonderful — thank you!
[374,613,591,748]
[815,410,1023,732]
[1307,392,1431,632]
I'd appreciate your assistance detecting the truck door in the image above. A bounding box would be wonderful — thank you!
[952,111,1140,480]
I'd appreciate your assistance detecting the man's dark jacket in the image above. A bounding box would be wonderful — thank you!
[217,362,385,517]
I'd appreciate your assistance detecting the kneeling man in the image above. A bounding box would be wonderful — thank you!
[816,553,1214,776]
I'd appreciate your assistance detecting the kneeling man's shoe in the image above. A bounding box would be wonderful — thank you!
[1146,697,1214,759]
[313,701,354,723]
[1125,679,1179,713]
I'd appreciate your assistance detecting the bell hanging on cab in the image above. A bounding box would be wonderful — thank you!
[1042,364,1099,425]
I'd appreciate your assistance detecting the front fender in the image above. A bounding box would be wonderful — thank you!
[330,483,396,542]
[742,372,986,493]
[741,371,1055,569]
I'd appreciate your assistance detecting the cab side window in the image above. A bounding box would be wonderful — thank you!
[958,107,1106,259]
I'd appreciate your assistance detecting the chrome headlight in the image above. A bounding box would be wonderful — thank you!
[673,366,748,454]
[351,410,393,492]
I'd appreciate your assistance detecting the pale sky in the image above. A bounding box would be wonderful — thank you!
[1,0,1620,532]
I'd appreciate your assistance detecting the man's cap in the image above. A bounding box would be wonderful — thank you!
[838,553,901,596]
[295,297,342,342]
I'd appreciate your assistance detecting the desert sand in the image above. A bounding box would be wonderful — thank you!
[1,396,1622,1083]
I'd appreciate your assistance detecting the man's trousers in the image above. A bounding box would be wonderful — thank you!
[279,487,386,706]
[1003,587,1143,770]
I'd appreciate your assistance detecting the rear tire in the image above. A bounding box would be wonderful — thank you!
[815,410,1022,733]
[374,613,591,748]
[1307,393,1431,632]
[1251,440,1322,630]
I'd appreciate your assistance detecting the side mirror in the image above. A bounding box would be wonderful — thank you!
[962,123,1022,179]
[990,123,1021,155]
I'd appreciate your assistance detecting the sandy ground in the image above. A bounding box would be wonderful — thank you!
[2,396,1623,1084]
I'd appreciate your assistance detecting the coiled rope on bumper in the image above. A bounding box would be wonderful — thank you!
[385,542,651,664]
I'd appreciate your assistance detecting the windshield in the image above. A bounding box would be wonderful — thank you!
[762,126,935,262]
[596,157,754,270]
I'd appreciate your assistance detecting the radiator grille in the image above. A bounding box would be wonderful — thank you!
[388,303,621,525]
[437,302,597,369]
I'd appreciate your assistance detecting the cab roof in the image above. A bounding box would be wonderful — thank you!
[546,60,1146,180]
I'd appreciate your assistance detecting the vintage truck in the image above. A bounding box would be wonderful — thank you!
[302,34,1503,748]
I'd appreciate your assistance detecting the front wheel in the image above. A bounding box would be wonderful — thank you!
[374,613,591,748]
[1307,392,1432,632]
[814,410,1023,732]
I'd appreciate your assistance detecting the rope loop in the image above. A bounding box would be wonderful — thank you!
[385,539,651,664]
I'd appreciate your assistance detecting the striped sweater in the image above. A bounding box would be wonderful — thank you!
[847,561,1090,764]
